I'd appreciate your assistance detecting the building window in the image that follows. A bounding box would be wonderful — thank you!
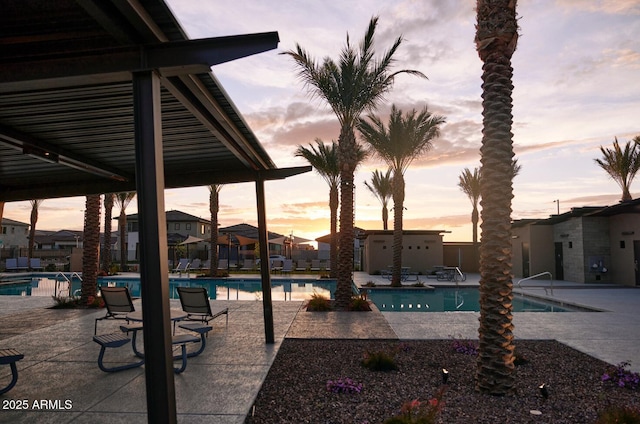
[201,224,206,235]
[186,223,191,230]
[417,246,421,249]
[568,241,573,248]
[11,227,14,234]
[382,245,387,250]
[174,223,180,230]
[408,246,412,250]
[620,240,626,249]
[1,227,5,234]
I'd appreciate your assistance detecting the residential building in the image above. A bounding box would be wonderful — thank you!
[511,198,640,286]
[0,218,29,250]
[124,210,211,262]
[360,229,446,275]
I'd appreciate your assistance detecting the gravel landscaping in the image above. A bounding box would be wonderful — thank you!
[245,339,640,423]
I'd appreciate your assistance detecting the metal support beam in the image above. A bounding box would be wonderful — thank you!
[255,179,275,344]
[132,70,176,424]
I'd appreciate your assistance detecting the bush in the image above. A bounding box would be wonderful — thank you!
[348,294,371,311]
[596,404,640,424]
[51,295,82,309]
[45,263,57,272]
[306,292,332,311]
[361,350,398,372]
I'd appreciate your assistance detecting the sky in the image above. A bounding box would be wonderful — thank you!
[4,0,640,243]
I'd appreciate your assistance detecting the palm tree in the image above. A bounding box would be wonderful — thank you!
[595,137,640,202]
[364,169,393,230]
[102,193,114,274]
[114,192,136,272]
[81,194,101,304]
[474,0,519,395]
[458,160,521,245]
[283,17,425,308]
[208,184,223,277]
[358,105,445,286]
[27,199,44,268]
[296,140,366,279]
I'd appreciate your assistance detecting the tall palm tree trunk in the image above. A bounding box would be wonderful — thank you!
[209,187,220,277]
[102,194,114,273]
[472,207,479,245]
[475,0,518,395]
[119,211,128,272]
[391,173,405,286]
[382,206,389,230]
[81,195,101,303]
[329,185,339,279]
[336,127,357,308]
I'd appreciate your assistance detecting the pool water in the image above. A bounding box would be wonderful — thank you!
[365,288,582,312]
[0,275,336,301]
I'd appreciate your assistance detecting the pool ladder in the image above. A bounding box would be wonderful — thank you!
[54,272,82,297]
[516,271,553,296]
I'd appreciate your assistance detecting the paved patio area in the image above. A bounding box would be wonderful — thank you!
[0,272,638,422]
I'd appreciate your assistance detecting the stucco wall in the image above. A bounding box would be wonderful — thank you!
[364,233,443,275]
[607,214,640,286]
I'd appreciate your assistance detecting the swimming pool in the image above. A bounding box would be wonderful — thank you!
[364,287,589,312]
[0,275,337,301]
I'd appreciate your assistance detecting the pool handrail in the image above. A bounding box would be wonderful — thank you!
[516,271,553,296]
[54,272,82,297]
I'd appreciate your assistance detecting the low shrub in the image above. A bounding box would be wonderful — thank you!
[306,292,332,311]
[326,378,363,394]
[348,294,371,311]
[51,295,82,309]
[383,386,446,424]
[596,404,640,424]
[602,361,640,390]
[361,350,398,372]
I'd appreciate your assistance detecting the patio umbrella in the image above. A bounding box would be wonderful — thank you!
[179,235,204,259]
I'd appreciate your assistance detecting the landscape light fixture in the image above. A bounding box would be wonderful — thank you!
[441,368,449,384]
[539,383,549,399]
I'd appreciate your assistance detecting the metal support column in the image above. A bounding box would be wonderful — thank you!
[132,70,176,423]
[255,178,275,343]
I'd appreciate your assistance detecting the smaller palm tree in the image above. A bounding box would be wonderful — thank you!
[458,168,481,244]
[458,160,520,245]
[364,169,393,230]
[595,137,640,202]
[102,193,114,274]
[28,199,44,267]
[358,104,445,286]
[296,139,366,278]
[209,184,223,277]
[114,192,136,272]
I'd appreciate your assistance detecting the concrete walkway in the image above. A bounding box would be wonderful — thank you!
[0,272,639,423]
[355,272,640,373]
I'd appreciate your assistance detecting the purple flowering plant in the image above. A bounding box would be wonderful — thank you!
[326,378,363,394]
[450,336,478,355]
[601,361,639,390]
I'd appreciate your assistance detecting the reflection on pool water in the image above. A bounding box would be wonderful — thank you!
[0,275,337,301]
[365,287,587,312]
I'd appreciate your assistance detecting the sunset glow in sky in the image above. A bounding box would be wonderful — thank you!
[5,1,640,243]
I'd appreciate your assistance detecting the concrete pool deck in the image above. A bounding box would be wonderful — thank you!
[0,272,638,422]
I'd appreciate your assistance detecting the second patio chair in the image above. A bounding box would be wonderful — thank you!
[94,286,135,334]
[176,287,228,326]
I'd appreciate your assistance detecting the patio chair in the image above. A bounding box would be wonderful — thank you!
[295,260,308,272]
[0,348,24,394]
[29,258,43,270]
[240,259,254,271]
[172,258,190,273]
[94,286,135,334]
[176,287,228,326]
[281,259,293,274]
[5,258,18,272]
[310,259,321,272]
[217,259,228,270]
[17,257,29,271]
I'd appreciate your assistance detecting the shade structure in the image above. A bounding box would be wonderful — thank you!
[0,2,310,423]
[179,235,205,245]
